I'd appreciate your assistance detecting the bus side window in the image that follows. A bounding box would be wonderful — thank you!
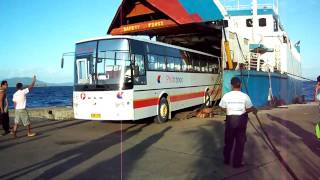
[194,59,200,72]
[208,62,213,73]
[181,58,187,72]
[181,51,191,72]
[200,58,208,72]
[148,54,166,71]
[174,57,182,71]
[191,53,200,72]
[134,54,145,75]
[157,55,166,71]
[148,54,157,70]
[134,54,146,85]
[208,57,219,74]
[167,57,175,71]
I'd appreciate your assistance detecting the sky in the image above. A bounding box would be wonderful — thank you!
[0,0,319,83]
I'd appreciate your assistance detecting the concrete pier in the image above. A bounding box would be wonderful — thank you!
[0,103,319,180]
[9,106,73,120]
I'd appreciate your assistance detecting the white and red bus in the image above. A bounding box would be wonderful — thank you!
[72,36,220,123]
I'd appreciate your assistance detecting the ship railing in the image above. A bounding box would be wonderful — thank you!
[224,3,274,11]
[246,52,264,71]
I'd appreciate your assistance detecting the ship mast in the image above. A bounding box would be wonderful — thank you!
[274,0,279,15]
[252,0,258,43]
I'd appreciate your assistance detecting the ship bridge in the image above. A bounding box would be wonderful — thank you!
[107,0,227,56]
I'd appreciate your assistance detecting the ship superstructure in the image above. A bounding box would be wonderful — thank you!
[222,0,301,77]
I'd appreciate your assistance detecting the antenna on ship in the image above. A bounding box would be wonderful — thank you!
[252,0,258,43]
[274,0,279,15]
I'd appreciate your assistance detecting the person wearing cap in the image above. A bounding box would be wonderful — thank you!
[219,77,257,168]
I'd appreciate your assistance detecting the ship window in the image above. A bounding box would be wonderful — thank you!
[246,19,253,27]
[283,36,288,43]
[259,18,267,27]
[223,20,228,27]
[274,18,279,32]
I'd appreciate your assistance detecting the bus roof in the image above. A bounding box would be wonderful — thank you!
[76,35,218,58]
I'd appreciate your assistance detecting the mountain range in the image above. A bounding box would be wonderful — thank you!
[2,77,72,87]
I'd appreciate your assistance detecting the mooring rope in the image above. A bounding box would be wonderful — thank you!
[239,71,300,180]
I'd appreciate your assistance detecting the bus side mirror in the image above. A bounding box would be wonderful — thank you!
[60,52,75,69]
[61,57,64,69]
[134,66,140,77]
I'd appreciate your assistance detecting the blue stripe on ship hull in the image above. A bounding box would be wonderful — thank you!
[223,70,303,107]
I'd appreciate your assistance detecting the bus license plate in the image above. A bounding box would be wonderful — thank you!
[91,113,101,118]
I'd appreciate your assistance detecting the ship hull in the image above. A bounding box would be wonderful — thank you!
[223,70,303,107]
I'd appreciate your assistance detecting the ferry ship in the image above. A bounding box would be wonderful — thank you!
[105,0,303,108]
[221,0,303,107]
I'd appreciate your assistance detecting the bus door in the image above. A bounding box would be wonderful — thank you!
[76,58,90,84]
[132,54,146,85]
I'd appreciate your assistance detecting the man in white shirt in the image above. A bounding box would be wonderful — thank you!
[12,75,37,138]
[219,77,257,168]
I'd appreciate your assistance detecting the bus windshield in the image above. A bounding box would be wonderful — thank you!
[96,51,131,85]
[75,39,132,90]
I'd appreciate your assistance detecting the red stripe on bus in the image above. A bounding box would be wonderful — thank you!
[170,92,204,102]
[133,91,205,109]
[133,98,159,109]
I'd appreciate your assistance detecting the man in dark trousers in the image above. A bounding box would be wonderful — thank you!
[0,80,10,135]
[219,77,257,168]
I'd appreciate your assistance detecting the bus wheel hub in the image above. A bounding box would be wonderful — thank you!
[160,104,168,117]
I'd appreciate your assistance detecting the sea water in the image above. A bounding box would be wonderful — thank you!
[4,81,317,109]
[6,86,73,109]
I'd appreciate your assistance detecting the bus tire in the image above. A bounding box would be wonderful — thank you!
[205,91,211,107]
[154,97,169,124]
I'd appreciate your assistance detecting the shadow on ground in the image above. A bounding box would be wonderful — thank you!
[0,119,88,143]
[69,126,172,180]
[1,112,320,180]
[0,122,152,180]
[181,116,320,180]
[266,113,320,157]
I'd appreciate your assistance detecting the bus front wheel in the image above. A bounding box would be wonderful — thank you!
[154,97,169,124]
[205,91,211,107]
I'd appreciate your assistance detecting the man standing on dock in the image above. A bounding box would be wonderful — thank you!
[0,80,10,135]
[12,75,37,138]
[219,77,257,168]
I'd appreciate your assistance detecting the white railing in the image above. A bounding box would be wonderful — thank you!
[224,3,273,10]
[222,0,278,14]
[247,52,265,71]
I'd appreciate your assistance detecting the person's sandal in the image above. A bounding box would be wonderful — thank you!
[27,133,36,137]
